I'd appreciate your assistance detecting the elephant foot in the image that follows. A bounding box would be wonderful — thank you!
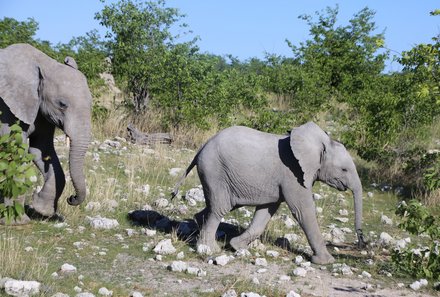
[311,252,335,265]
[31,192,56,217]
[196,240,221,255]
[230,235,250,251]
[0,213,31,225]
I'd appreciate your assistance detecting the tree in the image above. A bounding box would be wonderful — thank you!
[95,0,189,112]
[0,17,38,48]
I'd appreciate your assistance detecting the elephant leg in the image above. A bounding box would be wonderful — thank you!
[196,189,231,254]
[194,207,209,228]
[230,202,280,250]
[28,117,65,217]
[285,190,334,265]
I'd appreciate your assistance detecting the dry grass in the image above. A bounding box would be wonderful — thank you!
[0,229,50,280]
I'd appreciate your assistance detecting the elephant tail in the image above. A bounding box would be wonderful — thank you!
[171,149,200,200]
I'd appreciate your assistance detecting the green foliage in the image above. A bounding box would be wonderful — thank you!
[96,0,189,112]
[0,123,36,223]
[0,17,38,48]
[392,200,440,283]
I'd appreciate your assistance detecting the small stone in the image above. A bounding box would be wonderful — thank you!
[176,251,185,259]
[410,280,422,291]
[76,293,95,297]
[361,271,372,278]
[169,168,183,177]
[196,244,212,255]
[339,209,348,216]
[186,266,206,277]
[143,228,157,237]
[252,277,260,285]
[60,263,77,274]
[284,233,299,243]
[168,261,187,272]
[4,280,41,296]
[292,267,307,277]
[379,232,394,246]
[185,187,205,202]
[254,257,267,266]
[316,207,323,213]
[335,217,349,223]
[222,289,238,297]
[130,292,144,297]
[279,275,291,281]
[98,287,113,296]
[51,293,70,297]
[24,246,34,252]
[312,193,323,200]
[241,292,262,297]
[86,216,119,230]
[215,255,231,266]
[294,255,304,265]
[380,214,393,225]
[154,198,169,208]
[153,239,176,255]
[367,192,374,198]
[286,291,301,297]
[266,250,279,258]
[234,249,251,257]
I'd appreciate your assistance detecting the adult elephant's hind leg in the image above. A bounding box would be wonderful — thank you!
[29,116,65,217]
[230,202,280,250]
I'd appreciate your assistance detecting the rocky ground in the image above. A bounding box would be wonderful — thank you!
[0,135,439,297]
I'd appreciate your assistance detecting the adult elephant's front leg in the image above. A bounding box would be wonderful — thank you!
[29,117,65,217]
[229,202,280,250]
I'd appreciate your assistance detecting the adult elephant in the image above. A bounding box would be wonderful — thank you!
[0,43,92,224]
[173,122,365,264]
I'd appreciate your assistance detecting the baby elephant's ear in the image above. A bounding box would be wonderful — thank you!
[290,122,329,189]
[64,56,78,69]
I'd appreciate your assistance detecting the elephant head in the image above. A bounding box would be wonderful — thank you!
[290,122,365,247]
[0,43,92,207]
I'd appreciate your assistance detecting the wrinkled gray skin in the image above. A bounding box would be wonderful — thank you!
[0,44,92,224]
[173,122,365,264]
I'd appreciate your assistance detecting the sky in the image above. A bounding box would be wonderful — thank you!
[1,1,439,72]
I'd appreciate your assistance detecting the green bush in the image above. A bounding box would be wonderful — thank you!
[0,123,36,223]
[392,200,440,283]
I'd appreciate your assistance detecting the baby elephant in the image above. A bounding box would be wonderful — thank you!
[173,122,365,264]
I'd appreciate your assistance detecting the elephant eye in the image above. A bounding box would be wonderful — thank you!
[342,168,348,172]
[58,100,68,110]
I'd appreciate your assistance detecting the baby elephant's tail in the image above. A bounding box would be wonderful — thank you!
[171,151,199,199]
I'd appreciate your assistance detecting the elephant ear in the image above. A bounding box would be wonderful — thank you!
[64,56,78,69]
[290,122,329,189]
[0,50,42,125]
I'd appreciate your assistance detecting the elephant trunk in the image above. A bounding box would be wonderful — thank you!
[66,123,90,206]
[351,176,366,248]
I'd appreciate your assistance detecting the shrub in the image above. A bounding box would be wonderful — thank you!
[0,122,36,223]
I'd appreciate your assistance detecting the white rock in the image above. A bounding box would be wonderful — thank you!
[279,275,291,282]
[169,168,183,177]
[241,292,263,297]
[254,258,268,266]
[143,228,157,237]
[394,237,411,250]
[332,263,353,275]
[185,187,205,202]
[222,289,238,297]
[361,271,372,278]
[292,267,307,277]
[186,266,206,276]
[257,268,267,273]
[130,292,144,297]
[339,209,349,216]
[294,255,304,265]
[234,249,251,257]
[196,244,212,255]
[86,216,119,230]
[419,279,428,286]
[312,193,323,200]
[379,232,394,246]
[316,207,323,214]
[24,246,34,252]
[168,261,187,272]
[176,251,185,259]
[153,239,176,255]
[266,250,279,258]
[282,215,297,228]
[251,277,260,285]
[215,255,231,266]
[60,263,77,274]
[367,192,374,198]
[76,293,95,297]
[140,184,150,195]
[98,287,113,296]
[410,280,422,291]
[154,198,169,208]
[335,217,349,223]
[286,291,301,297]
[284,233,299,243]
[330,227,346,244]
[4,280,41,296]
[85,202,102,211]
[380,214,393,225]
[51,293,70,297]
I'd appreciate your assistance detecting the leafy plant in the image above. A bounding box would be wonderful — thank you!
[392,200,440,283]
[0,122,36,223]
